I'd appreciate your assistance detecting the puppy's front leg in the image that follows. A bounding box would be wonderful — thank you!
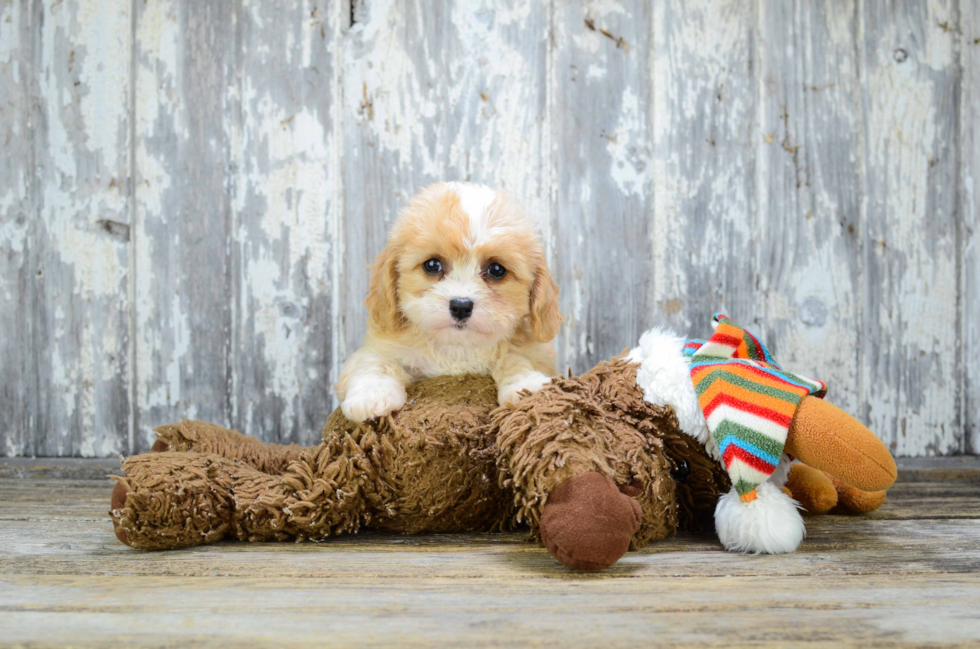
[335,349,410,423]
[493,345,555,407]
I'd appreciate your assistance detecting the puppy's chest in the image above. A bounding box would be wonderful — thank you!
[403,346,500,379]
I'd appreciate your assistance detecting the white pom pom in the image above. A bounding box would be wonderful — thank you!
[714,482,805,554]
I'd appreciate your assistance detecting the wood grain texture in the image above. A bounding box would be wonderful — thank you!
[32,0,133,457]
[550,0,652,372]
[963,1,979,455]
[860,0,961,456]
[649,1,759,337]
[0,470,978,647]
[231,0,340,446]
[756,0,864,418]
[0,0,36,458]
[132,0,237,451]
[340,0,550,360]
[2,0,976,457]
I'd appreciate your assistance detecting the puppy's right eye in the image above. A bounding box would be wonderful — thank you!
[422,258,443,275]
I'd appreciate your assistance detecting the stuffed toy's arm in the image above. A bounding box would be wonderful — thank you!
[152,420,308,475]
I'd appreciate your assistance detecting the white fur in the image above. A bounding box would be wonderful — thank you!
[498,370,552,406]
[714,482,805,554]
[399,256,518,345]
[448,181,500,246]
[340,373,407,422]
[627,327,720,461]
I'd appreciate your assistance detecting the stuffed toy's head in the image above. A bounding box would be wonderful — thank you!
[626,313,897,554]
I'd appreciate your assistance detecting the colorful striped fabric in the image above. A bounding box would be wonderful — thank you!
[683,314,827,500]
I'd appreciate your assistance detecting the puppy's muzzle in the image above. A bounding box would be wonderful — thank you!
[449,298,474,322]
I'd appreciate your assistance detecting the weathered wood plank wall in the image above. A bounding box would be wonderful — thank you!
[1,0,977,457]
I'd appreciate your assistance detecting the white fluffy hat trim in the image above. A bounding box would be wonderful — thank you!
[627,327,720,462]
[714,482,805,554]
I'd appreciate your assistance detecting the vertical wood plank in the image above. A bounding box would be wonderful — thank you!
[33,0,133,456]
[133,0,237,451]
[649,1,759,341]
[962,0,979,454]
[755,1,865,417]
[231,0,339,444]
[551,0,652,372]
[340,0,550,367]
[2,0,974,457]
[860,0,960,455]
[0,0,36,456]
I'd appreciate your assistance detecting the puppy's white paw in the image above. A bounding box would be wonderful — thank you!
[341,378,407,422]
[498,371,552,406]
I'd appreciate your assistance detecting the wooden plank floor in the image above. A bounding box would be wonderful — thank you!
[1,459,978,648]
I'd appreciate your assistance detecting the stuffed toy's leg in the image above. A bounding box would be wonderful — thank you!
[151,420,307,475]
[110,443,369,550]
[785,463,888,515]
[493,363,688,571]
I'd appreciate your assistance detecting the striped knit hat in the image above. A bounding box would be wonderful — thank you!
[683,314,827,502]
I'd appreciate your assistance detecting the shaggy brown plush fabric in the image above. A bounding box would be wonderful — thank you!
[322,374,513,534]
[110,361,729,555]
[153,420,308,474]
[492,357,730,550]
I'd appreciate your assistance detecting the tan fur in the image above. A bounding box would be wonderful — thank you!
[337,182,563,422]
[365,244,404,335]
[529,256,561,342]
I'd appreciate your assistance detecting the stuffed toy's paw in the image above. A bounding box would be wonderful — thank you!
[786,463,888,515]
[539,472,642,570]
[785,463,839,514]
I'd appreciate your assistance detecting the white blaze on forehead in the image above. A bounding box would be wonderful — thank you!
[448,182,499,246]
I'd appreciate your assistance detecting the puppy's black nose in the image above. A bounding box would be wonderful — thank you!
[449,298,474,321]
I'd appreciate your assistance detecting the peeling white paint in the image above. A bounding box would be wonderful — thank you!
[863,1,960,455]
[3,0,977,457]
[606,87,650,197]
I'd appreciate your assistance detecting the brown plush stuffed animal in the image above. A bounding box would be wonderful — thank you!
[109,354,896,570]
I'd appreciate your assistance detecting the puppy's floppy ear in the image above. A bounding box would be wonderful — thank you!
[529,253,562,342]
[365,245,403,333]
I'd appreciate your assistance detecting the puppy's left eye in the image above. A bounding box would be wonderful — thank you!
[486,262,507,279]
[422,258,443,275]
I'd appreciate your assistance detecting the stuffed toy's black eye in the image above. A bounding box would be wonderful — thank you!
[486,262,507,279]
[673,459,691,483]
[422,259,442,275]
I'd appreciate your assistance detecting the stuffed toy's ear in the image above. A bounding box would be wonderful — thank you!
[365,245,404,334]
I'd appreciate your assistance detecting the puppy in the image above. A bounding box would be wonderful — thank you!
[335,182,562,423]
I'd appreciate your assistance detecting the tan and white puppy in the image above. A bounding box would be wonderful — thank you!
[335,182,562,423]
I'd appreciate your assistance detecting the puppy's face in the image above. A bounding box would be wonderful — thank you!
[366,183,561,347]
